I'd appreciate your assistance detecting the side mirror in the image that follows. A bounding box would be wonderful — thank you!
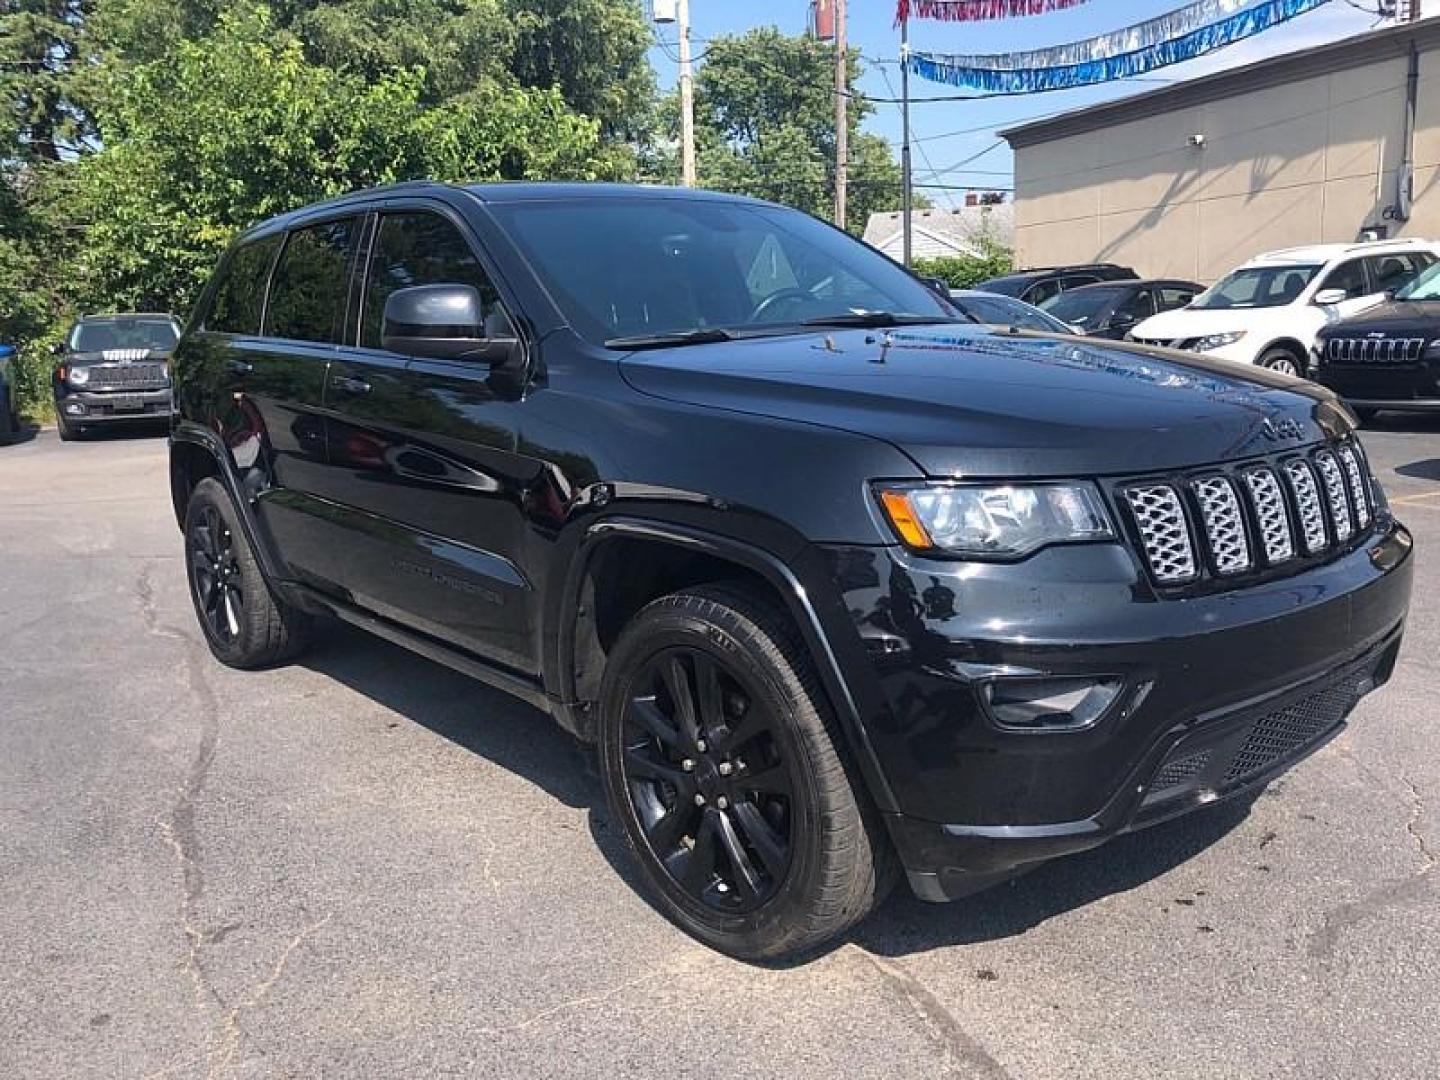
[1313,288,1348,306]
[1108,313,1138,333]
[381,284,521,367]
[50,342,66,356]
[919,275,950,296]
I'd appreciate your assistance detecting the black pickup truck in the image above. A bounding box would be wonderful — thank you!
[168,182,1412,960]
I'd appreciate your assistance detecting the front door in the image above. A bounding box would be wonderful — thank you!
[309,205,543,675]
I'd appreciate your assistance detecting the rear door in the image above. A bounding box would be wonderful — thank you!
[307,202,542,674]
[1365,251,1434,296]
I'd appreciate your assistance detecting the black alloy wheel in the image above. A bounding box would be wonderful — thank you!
[599,585,895,960]
[182,478,312,668]
[622,647,796,913]
[189,503,244,644]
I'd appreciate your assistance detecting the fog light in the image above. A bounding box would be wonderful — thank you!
[983,676,1123,732]
[64,401,86,415]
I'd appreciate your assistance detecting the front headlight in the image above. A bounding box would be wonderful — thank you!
[876,482,1113,557]
[1191,331,1246,352]
[68,366,90,386]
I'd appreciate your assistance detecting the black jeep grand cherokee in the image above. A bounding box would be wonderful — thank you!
[169,183,1412,959]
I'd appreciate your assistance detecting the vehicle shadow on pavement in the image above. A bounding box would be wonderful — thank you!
[852,797,1254,959]
[300,621,1254,961]
[298,622,658,899]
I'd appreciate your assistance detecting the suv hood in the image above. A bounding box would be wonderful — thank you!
[618,325,1350,477]
[1318,300,1440,338]
[1131,305,1280,341]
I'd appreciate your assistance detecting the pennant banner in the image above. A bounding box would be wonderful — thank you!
[907,0,1332,93]
[895,0,1093,22]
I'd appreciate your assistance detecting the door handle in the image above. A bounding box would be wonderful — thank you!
[330,374,372,396]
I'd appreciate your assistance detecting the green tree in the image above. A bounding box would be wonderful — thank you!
[0,0,95,160]
[69,4,611,314]
[681,28,904,234]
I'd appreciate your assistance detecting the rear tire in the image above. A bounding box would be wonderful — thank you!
[598,583,896,960]
[1259,347,1304,378]
[183,477,313,668]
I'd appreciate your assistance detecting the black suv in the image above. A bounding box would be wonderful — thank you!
[1041,278,1203,339]
[1312,260,1440,421]
[52,313,180,440]
[974,262,1137,307]
[169,183,1412,960]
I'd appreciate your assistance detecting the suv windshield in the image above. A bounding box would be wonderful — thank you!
[486,198,956,346]
[70,317,179,352]
[1041,287,1124,327]
[1190,265,1320,310]
[1396,262,1440,301]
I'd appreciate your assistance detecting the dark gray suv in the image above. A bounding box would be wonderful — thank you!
[52,313,179,440]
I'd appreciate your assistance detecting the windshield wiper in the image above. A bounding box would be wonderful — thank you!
[605,327,740,350]
[800,312,967,329]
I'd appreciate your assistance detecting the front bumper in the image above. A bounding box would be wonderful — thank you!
[820,518,1413,902]
[56,387,172,422]
[1313,354,1440,411]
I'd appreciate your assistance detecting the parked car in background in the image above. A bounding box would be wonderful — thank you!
[1311,258,1440,421]
[1040,279,1203,339]
[1129,240,1438,376]
[0,343,20,442]
[168,181,1410,960]
[948,288,1074,333]
[973,263,1137,307]
[52,313,180,441]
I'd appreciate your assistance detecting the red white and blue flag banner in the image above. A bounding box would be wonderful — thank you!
[896,0,1092,23]
[906,0,1333,92]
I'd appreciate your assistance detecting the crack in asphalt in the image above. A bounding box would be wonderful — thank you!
[850,947,1014,1080]
[1307,770,1434,960]
[137,564,336,1078]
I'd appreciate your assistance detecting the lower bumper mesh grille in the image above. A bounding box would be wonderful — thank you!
[1222,682,1359,784]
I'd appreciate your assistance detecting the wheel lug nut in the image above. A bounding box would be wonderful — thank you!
[718,761,733,776]
[681,759,694,772]
[694,793,706,806]
[716,796,729,810]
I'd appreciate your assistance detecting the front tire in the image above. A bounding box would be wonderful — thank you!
[183,477,312,668]
[1259,347,1304,377]
[56,412,81,441]
[598,584,895,960]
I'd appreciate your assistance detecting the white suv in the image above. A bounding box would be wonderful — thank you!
[1129,239,1438,375]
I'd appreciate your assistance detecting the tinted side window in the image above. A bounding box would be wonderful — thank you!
[1114,289,1155,320]
[265,218,358,343]
[1367,252,1433,293]
[1060,275,1101,291]
[361,212,512,350]
[1320,258,1369,300]
[206,234,281,334]
[1157,287,1196,310]
[1025,279,1061,306]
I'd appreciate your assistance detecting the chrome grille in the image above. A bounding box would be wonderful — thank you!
[1123,440,1378,588]
[1191,476,1250,574]
[1124,484,1196,583]
[1325,336,1426,364]
[1314,451,1353,543]
[1337,445,1371,528]
[1284,459,1328,555]
[1243,468,1294,564]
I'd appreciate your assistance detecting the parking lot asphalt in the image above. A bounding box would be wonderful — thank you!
[1,419,1438,1079]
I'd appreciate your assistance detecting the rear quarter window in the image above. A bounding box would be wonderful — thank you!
[206,234,282,335]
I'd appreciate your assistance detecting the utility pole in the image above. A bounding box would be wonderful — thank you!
[833,0,848,229]
[900,11,913,266]
[679,0,697,187]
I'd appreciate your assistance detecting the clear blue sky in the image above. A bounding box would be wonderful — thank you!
[649,0,1384,208]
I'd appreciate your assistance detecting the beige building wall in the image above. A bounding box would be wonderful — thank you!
[1008,24,1440,283]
